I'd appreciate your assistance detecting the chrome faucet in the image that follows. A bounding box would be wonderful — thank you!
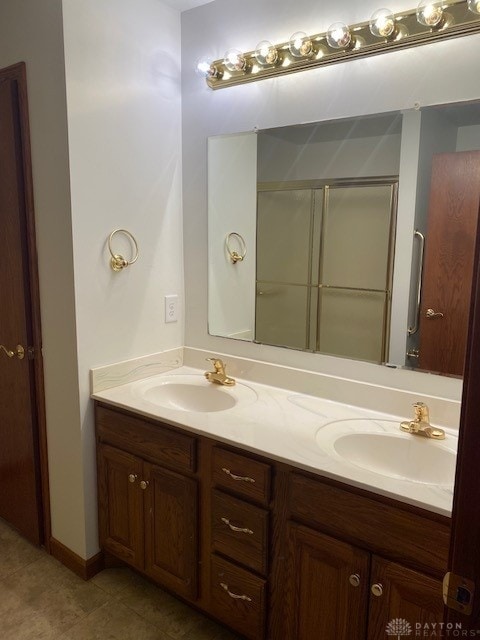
[400,402,445,440]
[204,358,236,386]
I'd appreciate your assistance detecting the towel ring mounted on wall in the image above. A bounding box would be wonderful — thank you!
[225,232,247,264]
[108,229,139,272]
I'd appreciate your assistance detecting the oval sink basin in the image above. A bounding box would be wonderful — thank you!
[315,418,457,486]
[133,374,257,413]
[144,383,236,413]
[333,432,456,485]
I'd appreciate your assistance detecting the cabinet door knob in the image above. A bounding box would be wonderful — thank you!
[371,583,383,597]
[128,474,138,483]
[140,480,149,490]
[349,573,361,587]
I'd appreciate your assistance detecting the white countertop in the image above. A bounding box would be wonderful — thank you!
[92,366,456,518]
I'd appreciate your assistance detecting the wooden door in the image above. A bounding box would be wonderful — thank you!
[368,556,444,639]
[143,463,198,599]
[0,66,46,545]
[446,194,480,629]
[418,151,480,375]
[97,444,144,569]
[284,522,370,640]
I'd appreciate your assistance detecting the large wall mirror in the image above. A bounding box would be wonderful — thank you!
[208,101,480,378]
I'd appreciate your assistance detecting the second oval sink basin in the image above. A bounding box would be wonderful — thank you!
[133,374,258,413]
[333,432,456,485]
[315,418,458,486]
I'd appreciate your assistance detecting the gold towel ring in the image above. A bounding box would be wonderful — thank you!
[225,232,247,264]
[108,229,139,272]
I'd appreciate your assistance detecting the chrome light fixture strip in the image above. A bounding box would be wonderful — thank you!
[206,1,480,89]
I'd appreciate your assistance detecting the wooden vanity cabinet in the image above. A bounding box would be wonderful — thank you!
[282,472,448,640]
[208,446,272,639]
[96,405,198,600]
[284,521,444,640]
[95,403,450,640]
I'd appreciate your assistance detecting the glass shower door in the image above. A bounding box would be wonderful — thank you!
[255,189,319,349]
[317,184,396,363]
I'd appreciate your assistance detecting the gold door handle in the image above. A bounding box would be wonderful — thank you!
[0,344,25,360]
[128,474,138,483]
[371,583,384,597]
[139,480,149,490]
[426,308,444,319]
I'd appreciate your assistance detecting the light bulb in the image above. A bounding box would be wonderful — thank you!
[223,49,247,72]
[195,57,217,78]
[254,40,278,66]
[416,1,444,27]
[288,31,314,57]
[369,8,396,38]
[468,0,480,14]
[326,22,352,49]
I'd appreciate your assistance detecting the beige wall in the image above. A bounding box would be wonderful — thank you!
[0,0,184,560]
[62,0,184,558]
[0,0,86,555]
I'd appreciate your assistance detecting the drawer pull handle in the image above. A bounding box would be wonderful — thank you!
[128,474,138,484]
[371,583,384,597]
[140,480,149,490]
[222,467,256,483]
[220,582,252,602]
[221,517,254,535]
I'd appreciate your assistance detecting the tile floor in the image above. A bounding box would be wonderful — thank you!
[0,518,241,640]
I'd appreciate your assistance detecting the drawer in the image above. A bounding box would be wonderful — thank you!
[212,490,269,575]
[212,447,271,506]
[209,555,266,640]
[289,472,451,578]
[95,404,195,473]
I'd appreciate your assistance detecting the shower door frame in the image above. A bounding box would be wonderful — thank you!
[255,176,399,363]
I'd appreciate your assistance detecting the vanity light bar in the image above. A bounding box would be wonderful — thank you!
[199,0,480,89]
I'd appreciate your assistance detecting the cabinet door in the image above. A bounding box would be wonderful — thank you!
[97,444,144,569]
[285,522,370,640]
[367,556,444,640]
[143,463,198,599]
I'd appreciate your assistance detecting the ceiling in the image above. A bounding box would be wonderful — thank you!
[162,0,215,10]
